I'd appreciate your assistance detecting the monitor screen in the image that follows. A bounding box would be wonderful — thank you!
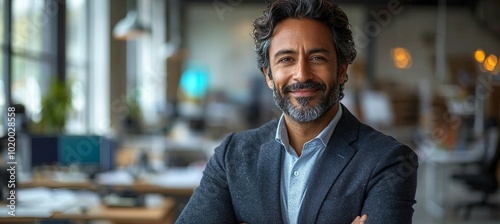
[58,135,101,166]
[31,136,59,167]
[58,135,116,173]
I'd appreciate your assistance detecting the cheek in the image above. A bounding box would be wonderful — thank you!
[317,73,338,86]
[269,74,288,88]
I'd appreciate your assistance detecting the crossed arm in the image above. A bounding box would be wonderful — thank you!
[352,215,368,224]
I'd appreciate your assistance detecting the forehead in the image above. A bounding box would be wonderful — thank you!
[269,18,336,54]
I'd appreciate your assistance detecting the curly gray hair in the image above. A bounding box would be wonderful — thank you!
[252,0,357,74]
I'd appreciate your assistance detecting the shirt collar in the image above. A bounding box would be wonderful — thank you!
[274,105,343,149]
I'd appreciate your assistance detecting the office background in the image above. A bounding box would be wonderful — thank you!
[0,0,500,223]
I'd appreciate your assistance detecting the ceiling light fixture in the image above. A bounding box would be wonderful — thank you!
[113,0,148,40]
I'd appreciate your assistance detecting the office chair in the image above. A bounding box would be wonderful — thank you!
[452,120,500,219]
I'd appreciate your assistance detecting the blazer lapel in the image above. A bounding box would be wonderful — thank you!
[257,140,284,223]
[298,105,360,223]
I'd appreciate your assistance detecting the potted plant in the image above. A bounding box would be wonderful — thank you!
[32,78,73,134]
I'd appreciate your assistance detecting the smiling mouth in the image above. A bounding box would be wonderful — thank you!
[290,89,319,97]
[283,81,325,98]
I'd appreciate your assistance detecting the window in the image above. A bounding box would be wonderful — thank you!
[136,0,167,128]
[11,0,51,122]
[66,0,88,133]
[1,0,110,135]
[0,0,5,135]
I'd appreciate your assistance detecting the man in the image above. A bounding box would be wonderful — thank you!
[177,0,418,223]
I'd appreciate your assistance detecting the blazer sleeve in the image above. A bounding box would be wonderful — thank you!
[361,145,419,224]
[176,134,237,224]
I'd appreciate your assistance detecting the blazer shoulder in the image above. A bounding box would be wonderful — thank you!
[356,122,414,155]
[213,119,279,162]
[230,119,279,146]
[338,106,409,152]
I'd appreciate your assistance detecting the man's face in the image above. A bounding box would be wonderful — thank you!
[264,18,347,123]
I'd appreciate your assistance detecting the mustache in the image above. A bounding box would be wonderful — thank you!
[282,81,326,94]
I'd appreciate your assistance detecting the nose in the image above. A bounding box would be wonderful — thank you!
[294,58,312,82]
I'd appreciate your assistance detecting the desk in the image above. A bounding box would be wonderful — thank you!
[19,179,195,196]
[418,139,484,219]
[18,168,202,222]
[1,198,176,224]
[19,167,202,196]
[104,179,194,196]
[95,168,202,196]
[96,168,202,219]
[19,178,94,190]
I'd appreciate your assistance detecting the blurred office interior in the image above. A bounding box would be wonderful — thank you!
[0,0,499,223]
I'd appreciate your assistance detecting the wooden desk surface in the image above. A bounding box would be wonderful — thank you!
[19,178,95,190]
[1,198,176,224]
[54,197,176,223]
[106,179,194,196]
[19,179,195,196]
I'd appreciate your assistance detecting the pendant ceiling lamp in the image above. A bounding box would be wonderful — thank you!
[113,0,148,40]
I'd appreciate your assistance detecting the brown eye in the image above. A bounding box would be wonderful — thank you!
[278,57,293,63]
[311,56,326,61]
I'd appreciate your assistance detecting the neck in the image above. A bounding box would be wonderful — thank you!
[284,103,340,156]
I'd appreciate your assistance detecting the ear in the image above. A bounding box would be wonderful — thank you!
[263,67,274,89]
[338,63,348,84]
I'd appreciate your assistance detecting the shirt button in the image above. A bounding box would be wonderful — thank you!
[293,171,300,176]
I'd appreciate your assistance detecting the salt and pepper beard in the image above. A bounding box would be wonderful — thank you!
[271,67,342,123]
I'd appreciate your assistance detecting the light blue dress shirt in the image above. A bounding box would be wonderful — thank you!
[275,106,343,224]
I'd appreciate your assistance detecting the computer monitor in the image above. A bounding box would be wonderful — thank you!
[58,135,116,174]
[58,135,101,166]
[30,136,59,167]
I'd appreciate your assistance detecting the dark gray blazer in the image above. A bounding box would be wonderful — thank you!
[177,105,418,224]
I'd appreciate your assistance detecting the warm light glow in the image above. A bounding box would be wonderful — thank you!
[391,47,412,69]
[483,54,498,72]
[474,49,486,63]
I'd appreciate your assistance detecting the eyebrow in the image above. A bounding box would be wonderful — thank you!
[272,48,331,58]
